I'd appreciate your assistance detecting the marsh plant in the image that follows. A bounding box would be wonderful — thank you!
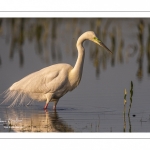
[123,81,133,132]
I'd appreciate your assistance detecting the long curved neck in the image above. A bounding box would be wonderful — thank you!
[69,34,87,86]
[73,38,85,76]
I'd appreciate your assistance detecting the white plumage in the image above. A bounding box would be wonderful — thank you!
[1,31,112,110]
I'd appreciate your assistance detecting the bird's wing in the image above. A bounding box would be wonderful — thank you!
[10,64,71,94]
[44,69,69,93]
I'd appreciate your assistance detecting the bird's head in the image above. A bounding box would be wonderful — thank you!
[87,31,112,54]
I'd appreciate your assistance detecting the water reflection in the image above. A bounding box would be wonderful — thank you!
[110,27,116,67]
[9,19,24,67]
[1,18,150,78]
[1,108,73,132]
[136,20,144,80]
[117,26,124,64]
[146,24,150,75]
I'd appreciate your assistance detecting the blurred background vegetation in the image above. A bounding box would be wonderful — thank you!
[0,18,150,79]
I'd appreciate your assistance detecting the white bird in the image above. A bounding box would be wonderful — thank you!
[1,31,112,110]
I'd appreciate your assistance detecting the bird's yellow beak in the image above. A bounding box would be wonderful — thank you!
[92,37,112,54]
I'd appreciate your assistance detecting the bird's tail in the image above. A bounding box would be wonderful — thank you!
[0,88,32,108]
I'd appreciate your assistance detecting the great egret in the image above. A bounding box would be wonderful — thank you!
[1,31,112,110]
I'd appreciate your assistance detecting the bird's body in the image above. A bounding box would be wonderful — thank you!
[1,31,111,109]
[11,63,74,101]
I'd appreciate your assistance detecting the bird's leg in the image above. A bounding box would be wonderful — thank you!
[44,93,53,110]
[44,103,49,109]
[53,104,56,110]
[53,100,58,110]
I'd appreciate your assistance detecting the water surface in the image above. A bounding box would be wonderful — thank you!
[0,18,150,132]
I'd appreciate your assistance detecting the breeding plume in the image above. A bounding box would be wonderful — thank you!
[1,31,112,110]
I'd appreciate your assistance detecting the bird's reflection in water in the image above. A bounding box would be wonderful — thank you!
[3,108,74,132]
